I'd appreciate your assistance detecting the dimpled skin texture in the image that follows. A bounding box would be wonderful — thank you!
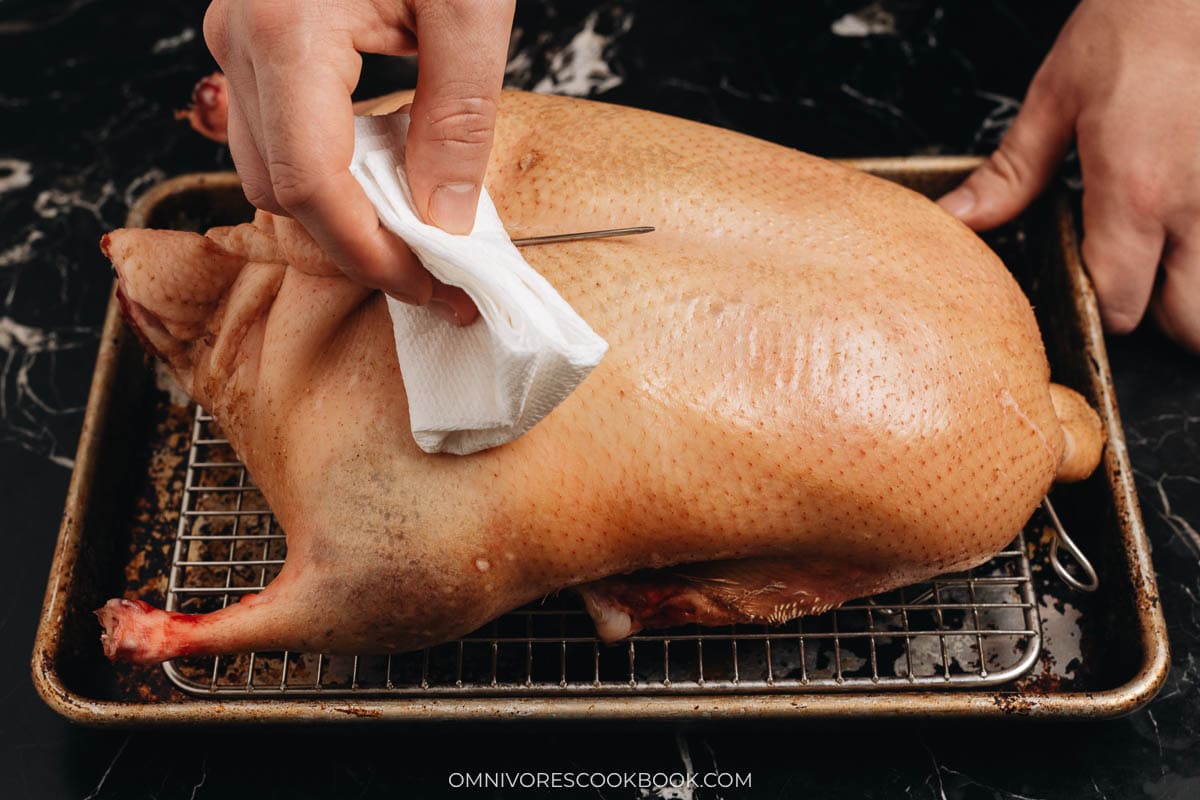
[96,90,1090,663]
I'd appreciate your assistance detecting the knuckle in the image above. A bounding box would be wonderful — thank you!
[1026,63,1068,109]
[239,0,292,40]
[414,0,460,20]
[202,1,230,59]
[420,94,498,150]
[360,262,428,300]
[205,0,300,61]
[241,178,279,213]
[1121,172,1164,220]
[343,260,389,288]
[984,145,1029,191]
[419,0,513,25]
[1081,137,1165,221]
[375,256,422,290]
[267,159,321,212]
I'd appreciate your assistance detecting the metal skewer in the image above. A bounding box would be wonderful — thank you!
[511,226,655,247]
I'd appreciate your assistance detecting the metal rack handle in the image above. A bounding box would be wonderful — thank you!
[1042,496,1100,593]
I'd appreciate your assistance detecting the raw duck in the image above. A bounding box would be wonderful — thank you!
[96,89,1103,663]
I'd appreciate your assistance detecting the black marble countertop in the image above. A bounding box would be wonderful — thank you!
[2,1,1197,797]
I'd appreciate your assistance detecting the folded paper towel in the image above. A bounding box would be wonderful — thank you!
[350,111,609,455]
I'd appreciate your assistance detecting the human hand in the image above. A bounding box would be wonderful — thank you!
[938,0,1200,353]
[203,0,516,325]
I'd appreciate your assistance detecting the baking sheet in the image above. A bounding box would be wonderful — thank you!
[31,158,1168,723]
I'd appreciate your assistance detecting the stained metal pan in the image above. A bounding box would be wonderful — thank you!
[31,157,1168,724]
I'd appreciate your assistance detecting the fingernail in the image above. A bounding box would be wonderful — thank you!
[938,186,975,218]
[429,182,478,235]
[428,298,461,325]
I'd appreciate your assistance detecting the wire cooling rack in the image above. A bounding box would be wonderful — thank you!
[162,408,1042,696]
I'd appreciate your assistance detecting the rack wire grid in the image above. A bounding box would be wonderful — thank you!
[162,407,1043,696]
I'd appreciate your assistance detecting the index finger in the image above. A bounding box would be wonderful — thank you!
[253,50,434,304]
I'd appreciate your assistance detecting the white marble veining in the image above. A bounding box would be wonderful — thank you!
[531,9,632,97]
[0,229,43,268]
[832,1,898,37]
[151,27,195,55]
[0,158,32,194]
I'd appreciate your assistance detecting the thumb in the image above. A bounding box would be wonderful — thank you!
[938,74,1076,231]
[406,0,515,234]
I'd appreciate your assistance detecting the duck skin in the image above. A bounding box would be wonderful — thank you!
[96,90,1103,663]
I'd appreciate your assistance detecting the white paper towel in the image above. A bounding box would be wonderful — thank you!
[349,111,608,455]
